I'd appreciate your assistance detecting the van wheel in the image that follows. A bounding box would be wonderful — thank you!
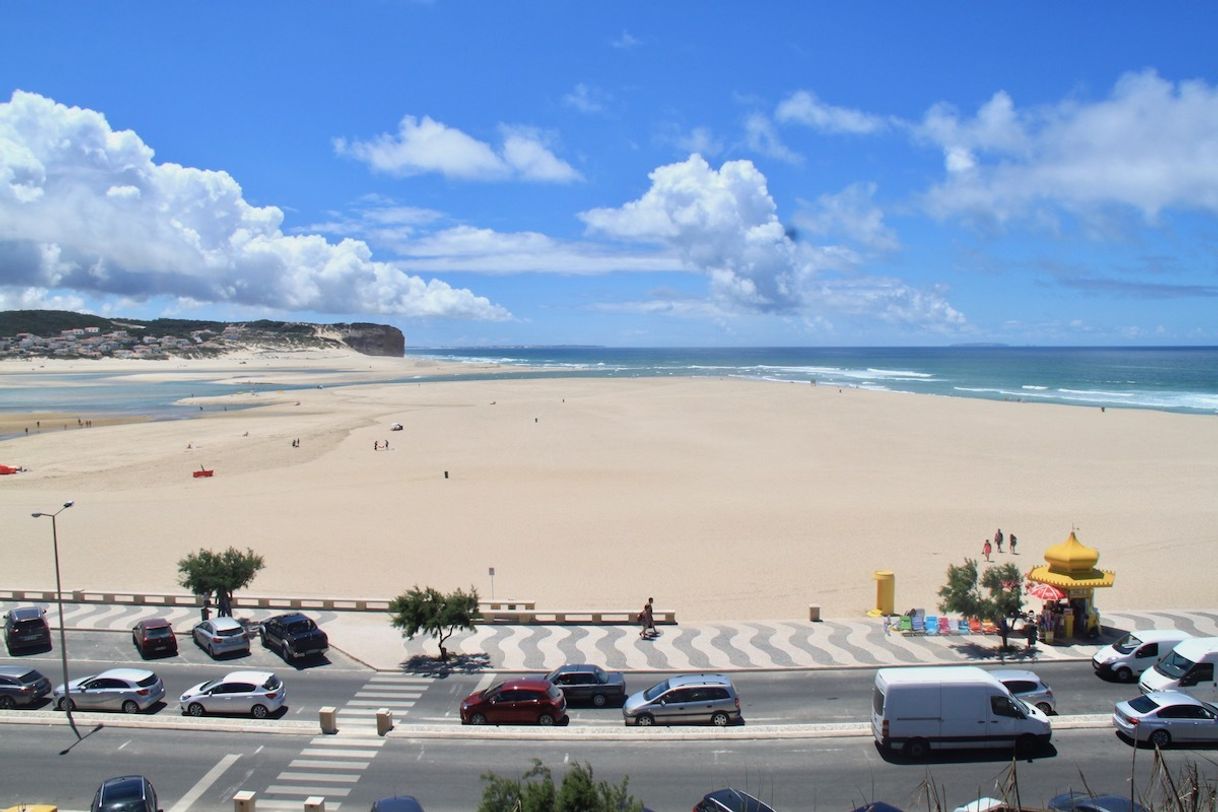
[710,711,730,727]
[635,713,654,727]
[1150,729,1171,749]
[1016,734,1038,756]
[1115,667,1133,683]
[903,738,929,760]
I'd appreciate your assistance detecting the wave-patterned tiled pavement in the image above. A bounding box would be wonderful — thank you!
[9,601,1218,672]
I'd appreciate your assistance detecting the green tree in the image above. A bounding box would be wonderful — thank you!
[478,760,643,812]
[937,559,1025,649]
[388,585,480,661]
[177,546,265,616]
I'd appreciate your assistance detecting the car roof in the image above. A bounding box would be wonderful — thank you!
[553,664,597,673]
[1127,629,1191,642]
[0,665,41,679]
[222,670,276,684]
[7,606,45,620]
[499,678,554,690]
[669,673,733,688]
[1048,792,1148,812]
[1143,690,1205,707]
[990,669,1041,682]
[99,775,149,799]
[371,796,425,812]
[701,788,776,812]
[269,612,312,622]
[97,668,157,682]
[206,617,244,630]
[136,617,172,628]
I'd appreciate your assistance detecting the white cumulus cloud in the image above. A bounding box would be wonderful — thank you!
[794,182,899,252]
[776,90,888,134]
[0,91,509,320]
[335,114,581,183]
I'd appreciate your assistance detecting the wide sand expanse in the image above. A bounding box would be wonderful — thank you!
[2,351,1216,621]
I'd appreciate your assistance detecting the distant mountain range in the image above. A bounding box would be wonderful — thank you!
[0,310,405,358]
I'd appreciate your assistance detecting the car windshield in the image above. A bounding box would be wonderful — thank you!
[1113,633,1142,654]
[591,666,606,681]
[196,680,219,693]
[547,685,563,700]
[643,679,670,702]
[1157,650,1196,679]
[217,626,245,637]
[544,668,561,682]
[1127,695,1160,713]
[12,619,44,631]
[99,778,146,811]
[262,675,283,691]
[286,619,314,633]
[14,669,40,684]
[136,674,159,688]
[145,626,173,638]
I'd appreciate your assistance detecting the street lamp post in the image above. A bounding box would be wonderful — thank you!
[31,500,78,738]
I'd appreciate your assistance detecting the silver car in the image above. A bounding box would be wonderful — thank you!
[179,670,286,718]
[53,668,165,713]
[192,617,251,658]
[1113,690,1218,748]
[991,668,1056,715]
[622,673,741,726]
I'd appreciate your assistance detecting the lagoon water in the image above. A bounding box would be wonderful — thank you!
[3,346,1217,419]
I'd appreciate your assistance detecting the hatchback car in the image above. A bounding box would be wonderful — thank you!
[0,664,52,709]
[370,797,425,812]
[623,673,741,726]
[544,663,626,707]
[695,788,777,812]
[132,617,178,657]
[1047,791,1149,812]
[179,670,286,718]
[91,775,158,812]
[991,668,1056,715]
[460,678,568,726]
[1113,690,1218,748]
[192,617,250,658]
[4,606,52,654]
[54,668,165,714]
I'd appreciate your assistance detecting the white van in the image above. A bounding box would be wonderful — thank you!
[871,666,1052,759]
[1092,630,1191,683]
[1138,636,1218,698]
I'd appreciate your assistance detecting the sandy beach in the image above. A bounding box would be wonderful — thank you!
[1,349,1216,622]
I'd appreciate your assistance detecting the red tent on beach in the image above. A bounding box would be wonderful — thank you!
[0,464,21,475]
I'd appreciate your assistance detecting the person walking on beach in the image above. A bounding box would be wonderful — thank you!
[1009,534,1017,554]
[982,538,992,562]
[994,528,1004,553]
[639,598,655,639]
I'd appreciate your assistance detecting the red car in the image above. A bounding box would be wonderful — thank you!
[460,678,568,726]
[132,618,178,657]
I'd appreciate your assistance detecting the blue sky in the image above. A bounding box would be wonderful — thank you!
[2,3,1217,347]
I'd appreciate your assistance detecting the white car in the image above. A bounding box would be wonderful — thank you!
[179,670,286,718]
[192,617,250,658]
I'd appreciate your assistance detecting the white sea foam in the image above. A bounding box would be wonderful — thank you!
[1022,385,1048,391]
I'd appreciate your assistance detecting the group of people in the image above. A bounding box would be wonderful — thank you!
[981,527,1018,562]
[373,439,391,450]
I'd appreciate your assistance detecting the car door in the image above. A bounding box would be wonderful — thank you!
[568,672,595,703]
[491,689,522,723]
[194,622,211,647]
[73,676,105,710]
[1134,642,1160,673]
[658,687,697,723]
[986,694,1026,747]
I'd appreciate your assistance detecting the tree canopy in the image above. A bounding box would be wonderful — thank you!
[388,585,480,661]
[177,546,265,615]
[937,558,1025,648]
[478,760,644,812]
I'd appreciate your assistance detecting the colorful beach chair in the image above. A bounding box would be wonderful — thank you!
[956,617,970,634]
[898,614,913,634]
[939,616,953,635]
[924,615,939,635]
[968,616,982,634]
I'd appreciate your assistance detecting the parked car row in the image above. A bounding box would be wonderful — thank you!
[0,663,286,719]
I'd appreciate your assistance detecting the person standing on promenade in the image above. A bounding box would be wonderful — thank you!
[639,598,655,639]
[645,597,657,637]
[1009,534,1017,554]
[995,528,1004,553]
[982,538,992,562]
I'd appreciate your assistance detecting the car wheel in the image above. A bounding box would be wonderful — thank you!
[710,711,730,727]
[1015,734,1039,756]
[1150,729,1171,749]
[0,695,16,710]
[58,697,75,712]
[251,704,269,719]
[1115,667,1134,683]
[187,702,206,717]
[121,699,140,714]
[635,713,654,727]
[470,712,487,725]
[538,713,555,725]
[1036,702,1053,715]
[903,738,929,760]
[592,693,607,708]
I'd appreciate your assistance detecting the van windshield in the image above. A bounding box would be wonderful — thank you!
[1113,633,1142,654]
[1156,650,1196,679]
[643,679,670,702]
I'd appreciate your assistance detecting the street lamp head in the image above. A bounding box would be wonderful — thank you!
[31,512,44,518]
[63,501,74,509]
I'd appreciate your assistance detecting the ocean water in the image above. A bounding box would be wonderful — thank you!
[2,348,1216,425]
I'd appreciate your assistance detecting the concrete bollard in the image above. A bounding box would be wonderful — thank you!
[808,604,821,622]
[233,790,256,812]
[319,706,338,735]
[304,797,326,812]
[376,708,394,736]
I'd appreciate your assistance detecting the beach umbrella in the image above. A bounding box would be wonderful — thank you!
[1026,581,1066,602]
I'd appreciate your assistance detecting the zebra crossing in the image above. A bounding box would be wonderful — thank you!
[253,674,431,810]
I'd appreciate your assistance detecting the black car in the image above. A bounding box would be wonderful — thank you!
[4,606,51,654]
[91,775,158,812]
[695,788,777,812]
[0,665,52,709]
[259,612,329,662]
[544,663,626,708]
[371,796,425,812]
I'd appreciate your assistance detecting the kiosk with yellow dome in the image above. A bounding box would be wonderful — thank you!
[1026,530,1115,643]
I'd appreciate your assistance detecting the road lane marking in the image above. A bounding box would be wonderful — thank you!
[300,748,380,759]
[167,753,240,812]
[276,772,360,783]
[289,759,371,770]
[266,785,352,797]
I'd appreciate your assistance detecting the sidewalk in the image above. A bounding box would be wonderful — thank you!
[6,601,1217,672]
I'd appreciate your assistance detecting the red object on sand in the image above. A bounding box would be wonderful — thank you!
[192,467,214,478]
[0,464,19,475]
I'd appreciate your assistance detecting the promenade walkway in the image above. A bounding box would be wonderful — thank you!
[5,600,1217,672]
